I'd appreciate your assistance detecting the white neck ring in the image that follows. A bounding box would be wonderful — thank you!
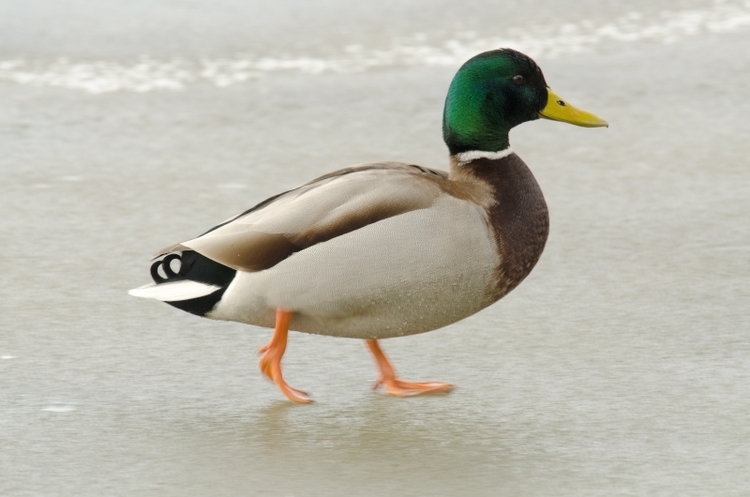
[454,148,514,165]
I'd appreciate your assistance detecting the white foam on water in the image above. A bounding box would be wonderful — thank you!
[1,1,749,93]
[41,406,77,413]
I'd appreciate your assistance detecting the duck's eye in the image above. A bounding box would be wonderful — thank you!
[511,75,525,85]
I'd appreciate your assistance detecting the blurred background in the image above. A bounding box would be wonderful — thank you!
[1,1,749,495]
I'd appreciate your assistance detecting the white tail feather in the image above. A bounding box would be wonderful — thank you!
[128,280,221,302]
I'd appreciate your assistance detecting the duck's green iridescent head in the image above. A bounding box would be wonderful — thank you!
[443,49,607,155]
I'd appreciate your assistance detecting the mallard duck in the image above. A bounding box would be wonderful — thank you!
[129,48,607,403]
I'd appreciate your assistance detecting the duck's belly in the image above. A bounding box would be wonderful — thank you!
[208,198,501,339]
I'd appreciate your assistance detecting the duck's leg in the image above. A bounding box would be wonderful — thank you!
[257,309,312,403]
[365,339,454,396]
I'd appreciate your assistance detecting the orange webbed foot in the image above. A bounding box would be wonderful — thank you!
[257,309,312,404]
[366,340,454,397]
[373,378,454,397]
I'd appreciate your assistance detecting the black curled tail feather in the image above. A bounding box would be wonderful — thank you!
[150,253,182,283]
[150,250,237,316]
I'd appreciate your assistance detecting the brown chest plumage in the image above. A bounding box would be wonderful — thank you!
[460,154,550,300]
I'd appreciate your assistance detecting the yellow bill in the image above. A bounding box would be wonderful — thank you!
[539,88,608,128]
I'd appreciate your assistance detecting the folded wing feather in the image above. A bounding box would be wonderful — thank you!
[181,163,449,272]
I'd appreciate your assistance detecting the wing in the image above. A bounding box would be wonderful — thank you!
[173,162,452,272]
